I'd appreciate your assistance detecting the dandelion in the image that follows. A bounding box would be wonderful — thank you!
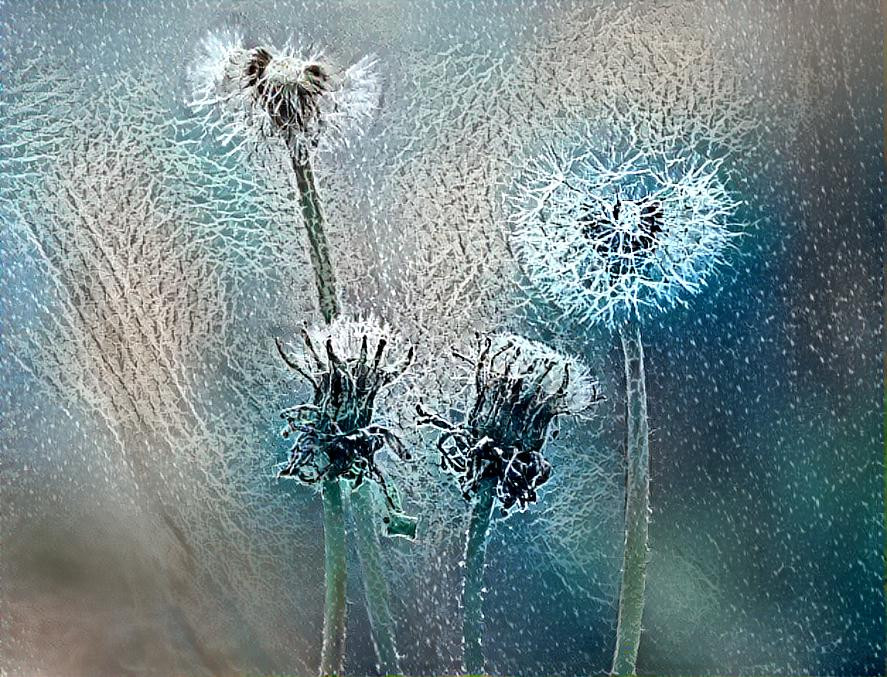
[507,125,743,675]
[189,30,380,322]
[509,130,740,330]
[276,317,416,676]
[418,334,601,673]
[275,317,415,517]
[190,31,399,675]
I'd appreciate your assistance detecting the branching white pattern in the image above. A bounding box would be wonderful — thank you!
[528,2,760,155]
[0,60,320,675]
[508,127,743,329]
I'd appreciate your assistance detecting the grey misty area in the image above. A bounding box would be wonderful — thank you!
[0,1,883,676]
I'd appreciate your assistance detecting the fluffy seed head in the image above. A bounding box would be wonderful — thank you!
[508,127,742,329]
[189,30,380,162]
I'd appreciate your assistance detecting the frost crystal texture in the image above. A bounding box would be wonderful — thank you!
[418,334,600,514]
[190,31,380,163]
[530,2,759,154]
[508,129,742,328]
[1,1,883,675]
[2,66,227,442]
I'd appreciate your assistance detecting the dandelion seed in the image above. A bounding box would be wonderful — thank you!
[189,30,380,162]
[508,126,742,330]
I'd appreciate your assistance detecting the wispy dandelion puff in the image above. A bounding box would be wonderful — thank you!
[507,124,744,675]
[508,129,742,330]
[189,30,380,162]
[189,30,381,323]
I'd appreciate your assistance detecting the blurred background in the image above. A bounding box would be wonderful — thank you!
[0,1,883,675]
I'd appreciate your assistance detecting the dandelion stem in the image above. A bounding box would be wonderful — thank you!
[321,478,348,677]
[611,322,651,675]
[291,155,339,323]
[350,484,402,674]
[290,152,401,674]
[462,479,496,674]
[294,155,348,675]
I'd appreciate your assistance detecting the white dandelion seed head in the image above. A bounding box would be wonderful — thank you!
[189,30,381,160]
[481,333,600,416]
[508,127,742,330]
[262,54,307,87]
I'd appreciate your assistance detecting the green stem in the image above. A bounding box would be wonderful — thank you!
[291,153,401,674]
[611,322,651,676]
[462,480,496,674]
[350,484,402,674]
[296,155,347,674]
[291,156,339,323]
[321,478,348,676]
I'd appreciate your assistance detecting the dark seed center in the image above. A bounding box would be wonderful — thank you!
[579,197,664,276]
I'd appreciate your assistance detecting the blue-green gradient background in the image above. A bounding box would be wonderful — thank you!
[1,1,883,675]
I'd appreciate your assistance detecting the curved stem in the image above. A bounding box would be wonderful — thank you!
[611,322,651,675]
[462,480,496,674]
[292,149,346,677]
[291,156,339,323]
[350,484,402,674]
[321,478,347,676]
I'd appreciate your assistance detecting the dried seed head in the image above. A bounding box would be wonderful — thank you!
[479,334,600,417]
[275,316,415,535]
[418,334,601,515]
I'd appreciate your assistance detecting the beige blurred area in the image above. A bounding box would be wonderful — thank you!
[2,510,227,677]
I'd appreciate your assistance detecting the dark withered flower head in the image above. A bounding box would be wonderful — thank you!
[190,30,380,161]
[275,317,417,537]
[418,334,601,515]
